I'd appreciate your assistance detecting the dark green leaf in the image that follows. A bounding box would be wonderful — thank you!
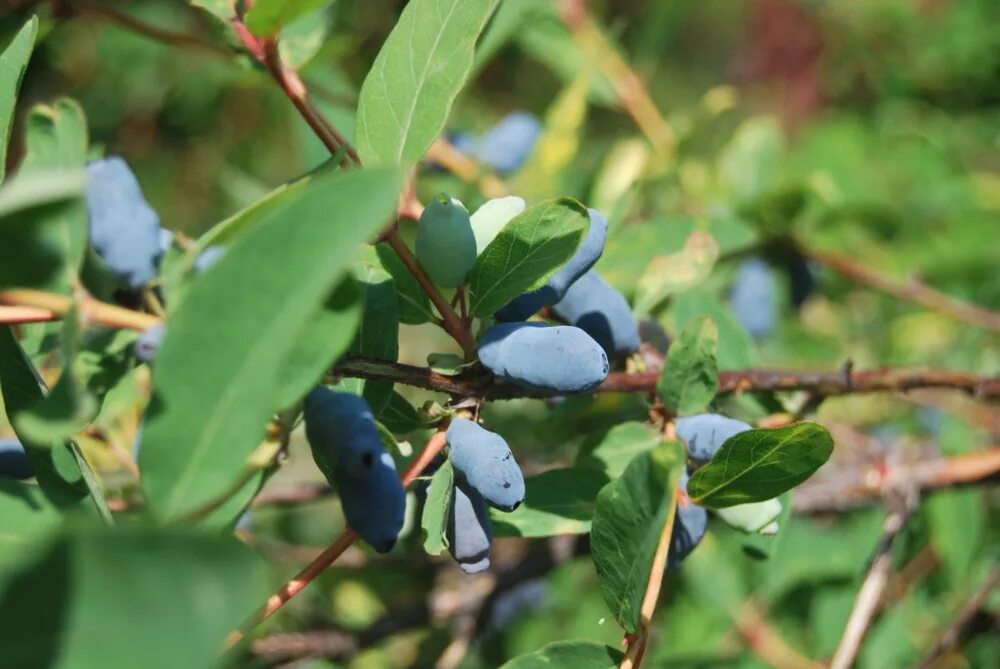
[578,420,661,479]
[0,17,37,182]
[139,168,400,522]
[0,479,70,566]
[0,527,267,669]
[687,422,834,508]
[356,0,493,166]
[656,317,718,416]
[376,242,434,324]
[590,440,685,633]
[468,198,589,317]
[491,467,608,538]
[421,459,453,555]
[376,391,423,434]
[499,640,624,668]
[0,326,109,521]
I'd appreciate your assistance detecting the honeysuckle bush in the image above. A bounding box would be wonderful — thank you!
[1,2,999,668]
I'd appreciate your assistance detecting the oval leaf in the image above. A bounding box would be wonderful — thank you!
[687,422,834,508]
[500,640,624,669]
[491,467,608,538]
[656,317,718,416]
[469,197,589,317]
[421,458,453,555]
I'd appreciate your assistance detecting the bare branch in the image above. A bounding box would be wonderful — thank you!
[914,566,1000,669]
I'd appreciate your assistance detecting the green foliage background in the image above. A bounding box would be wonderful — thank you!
[0,0,999,667]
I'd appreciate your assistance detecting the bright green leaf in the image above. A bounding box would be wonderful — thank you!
[139,168,400,522]
[356,0,493,166]
[578,420,661,479]
[0,17,37,182]
[590,440,685,633]
[421,459,453,555]
[245,0,331,37]
[656,317,718,416]
[491,467,608,538]
[687,422,834,508]
[634,230,719,315]
[499,640,624,668]
[468,198,589,317]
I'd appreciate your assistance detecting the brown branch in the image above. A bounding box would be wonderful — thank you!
[830,491,917,669]
[556,0,676,156]
[793,446,1000,513]
[332,356,1000,401]
[67,1,230,57]
[734,599,827,669]
[914,566,1000,669]
[810,248,1000,335]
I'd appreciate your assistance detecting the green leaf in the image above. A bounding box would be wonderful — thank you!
[427,352,468,376]
[926,488,983,586]
[633,230,719,315]
[672,288,759,370]
[499,640,624,668]
[0,17,37,182]
[139,167,400,522]
[278,7,330,69]
[491,467,608,538]
[245,0,330,37]
[656,317,718,416]
[0,479,70,566]
[0,326,110,521]
[578,420,661,479]
[421,459,453,555]
[468,198,589,317]
[0,527,268,669]
[0,169,85,219]
[376,391,423,434]
[0,100,89,292]
[356,0,493,166]
[273,279,360,411]
[15,312,98,442]
[687,422,834,508]
[375,242,434,324]
[590,440,685,633]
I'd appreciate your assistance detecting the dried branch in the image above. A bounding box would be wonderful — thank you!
[914,566,1000,669]
[810,248,1000,335]
[830,490,917,669]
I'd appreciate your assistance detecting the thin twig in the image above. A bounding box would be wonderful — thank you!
[810,248,1000,335]
[224,429,450,649]
[68,1,230,57]
[0,288,159,331]
[556,0,676,156]
[383,230,476,355]
[425,138,509,199]
[830,490,916,669]
[914,566,1000,669]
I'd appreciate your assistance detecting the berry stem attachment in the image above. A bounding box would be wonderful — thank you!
[383,229,476,356]
[224,428,449,650]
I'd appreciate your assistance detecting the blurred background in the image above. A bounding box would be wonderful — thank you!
[2,0,999,667]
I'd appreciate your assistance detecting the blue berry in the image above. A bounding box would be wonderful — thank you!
[0,437,32,480]
[447,480,493,574]
[415,194,477,289]
[675,413,752,463]
[668,471,708,569]
[551,271,640,358]
[495,208,608,322]
[303,387,405,553]
[475,112,541,174]
[134,323,166,364]
[446,419,524,512]
[729,257,776,339]
[85,156,162,289]
[478,322,609,393]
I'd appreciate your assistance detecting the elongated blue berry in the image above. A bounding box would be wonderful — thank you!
[496,208,608,322]
[551,270,640,358]
[0,437,32,480]
[447,419,524,512]
[304,387,405,553]
[475,111,541,174]
[675,413,752,463]
[447,480,493,574]
[478,322,609,393]
[729,257,776,339]
[85,156,162,289]
[668,471,707,569]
